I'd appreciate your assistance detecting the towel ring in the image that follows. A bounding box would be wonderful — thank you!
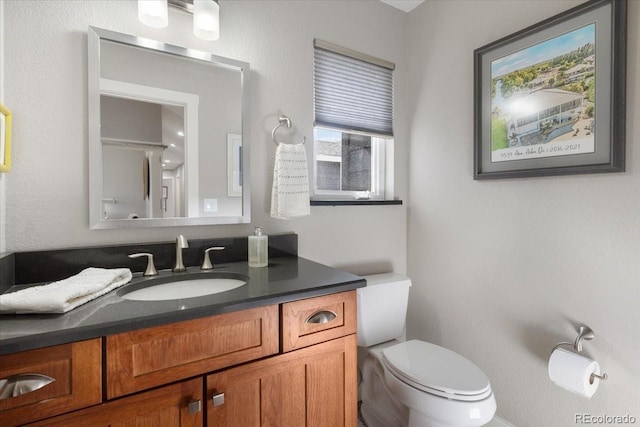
[272,115,306,146]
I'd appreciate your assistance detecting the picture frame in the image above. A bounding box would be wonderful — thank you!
[227,133,242,197]
[0,103,12,173]
[474,0,626,180]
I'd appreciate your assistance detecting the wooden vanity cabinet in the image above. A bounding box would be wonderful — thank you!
[5,290,358,426]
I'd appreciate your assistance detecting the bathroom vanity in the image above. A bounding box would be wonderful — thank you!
[0,234,364,426]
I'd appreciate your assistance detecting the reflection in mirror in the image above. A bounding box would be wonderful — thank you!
[88,27,250,229]
[101,96,186,219]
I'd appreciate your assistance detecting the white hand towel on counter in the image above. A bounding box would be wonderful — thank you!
[271,142,310,219]
[0,267,132,314]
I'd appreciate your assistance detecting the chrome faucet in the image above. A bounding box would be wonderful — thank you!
[173,235,189,272]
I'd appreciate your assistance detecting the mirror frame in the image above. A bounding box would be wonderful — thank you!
[88,27,250,229]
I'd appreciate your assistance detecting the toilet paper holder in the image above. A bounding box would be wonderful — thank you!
[553,325,608,383]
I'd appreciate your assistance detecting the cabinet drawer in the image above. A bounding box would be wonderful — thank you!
[0,339,102,427]
[106,305,279,398]
[281,290,356,352]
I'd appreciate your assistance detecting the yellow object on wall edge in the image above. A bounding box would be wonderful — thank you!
[0,103,11,172]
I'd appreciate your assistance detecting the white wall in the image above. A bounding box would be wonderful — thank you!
[2,1,407,274]
[407,1,640,426]
[0,0,5,253]
[102,146,147,220]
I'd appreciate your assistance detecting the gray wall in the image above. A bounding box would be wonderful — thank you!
[101,96,162,143]
[406,1,640,426]
[1,1,407,273]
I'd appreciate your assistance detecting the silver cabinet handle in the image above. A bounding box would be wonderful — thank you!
[305,310,337,324]
[188,399,202,414]
[128,253,158,276]
[212,392,225,407]
[201,247,225,270]
[0,373,55,400]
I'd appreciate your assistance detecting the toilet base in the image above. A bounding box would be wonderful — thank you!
[360,402,404,427]
[360,352,408,427]
[408,410,464,427]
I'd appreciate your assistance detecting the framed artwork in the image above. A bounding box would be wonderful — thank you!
[0,104,12,173]
[474,0,626,179]
[227,133,242,197]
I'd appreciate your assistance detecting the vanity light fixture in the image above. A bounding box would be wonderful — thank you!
[138,0,220,41]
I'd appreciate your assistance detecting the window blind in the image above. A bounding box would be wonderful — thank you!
[313,39,394,136]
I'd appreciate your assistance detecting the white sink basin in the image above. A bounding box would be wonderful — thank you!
[120,273,248,301]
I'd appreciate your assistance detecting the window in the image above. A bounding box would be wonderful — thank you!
[313,40,394,200]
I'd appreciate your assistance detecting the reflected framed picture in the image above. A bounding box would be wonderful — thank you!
[227,133,242,197]
[0,103,12,173]
[473,0,626,179]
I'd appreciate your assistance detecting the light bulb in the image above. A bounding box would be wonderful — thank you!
[193,0,220,41]
[138,0,168,28]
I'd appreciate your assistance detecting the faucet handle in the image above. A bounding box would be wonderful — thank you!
[201,247,225,270]
[129,253,158,276]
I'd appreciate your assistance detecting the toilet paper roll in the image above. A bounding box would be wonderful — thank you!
[548,347,600,398]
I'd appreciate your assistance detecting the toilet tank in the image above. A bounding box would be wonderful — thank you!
[357,273,412,347]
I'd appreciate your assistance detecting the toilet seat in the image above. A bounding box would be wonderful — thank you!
[382,340,492,402]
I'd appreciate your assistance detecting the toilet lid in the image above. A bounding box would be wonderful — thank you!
[382,340,492,401]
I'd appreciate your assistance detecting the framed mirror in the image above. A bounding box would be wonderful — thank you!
[88,27,250,229]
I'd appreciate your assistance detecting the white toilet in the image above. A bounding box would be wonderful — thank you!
[358,273,496,427]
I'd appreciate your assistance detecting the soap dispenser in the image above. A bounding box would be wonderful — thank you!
[248,227,268,267]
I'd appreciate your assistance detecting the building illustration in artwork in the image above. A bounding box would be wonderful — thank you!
[506,88,584,147]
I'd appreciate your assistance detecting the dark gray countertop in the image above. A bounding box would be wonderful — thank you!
[0,257,365,355]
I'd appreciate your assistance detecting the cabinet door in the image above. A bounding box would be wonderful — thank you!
[207,334,357,427]
[26,378,203,427]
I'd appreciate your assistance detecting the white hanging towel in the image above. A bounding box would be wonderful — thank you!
[271,142,310,219]
[0,267,132,314]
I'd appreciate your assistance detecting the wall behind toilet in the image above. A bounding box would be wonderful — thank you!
[0,1,408,274]
[406,1,640,426]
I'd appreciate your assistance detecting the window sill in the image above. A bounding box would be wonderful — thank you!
[310,199,403,206]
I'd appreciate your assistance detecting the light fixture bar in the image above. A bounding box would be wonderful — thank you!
[167,0,194,13]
